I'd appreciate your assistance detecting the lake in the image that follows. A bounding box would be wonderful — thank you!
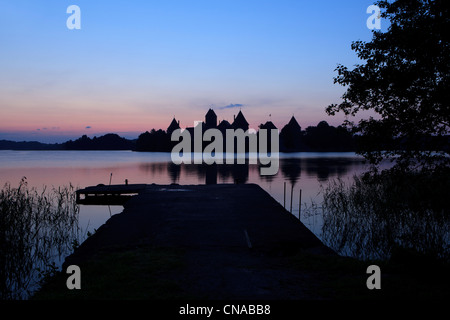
[0,150,369,240]
[2,150,449,299]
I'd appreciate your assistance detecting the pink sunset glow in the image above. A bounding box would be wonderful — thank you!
[0,1,372,143]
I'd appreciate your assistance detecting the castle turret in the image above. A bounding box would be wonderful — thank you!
[167,117,180,135]
[205,108,217,129]
[232,110,249,131]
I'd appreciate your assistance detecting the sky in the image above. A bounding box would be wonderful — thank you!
[0,0,383,143]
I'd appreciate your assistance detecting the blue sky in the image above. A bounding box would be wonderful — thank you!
[0,0,382,142]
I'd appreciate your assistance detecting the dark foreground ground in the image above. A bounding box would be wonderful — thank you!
[33,184,449,301]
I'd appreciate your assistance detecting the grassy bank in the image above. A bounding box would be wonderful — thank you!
[289,250,449,300]
[31,245,449,300]
[32,246,189,300]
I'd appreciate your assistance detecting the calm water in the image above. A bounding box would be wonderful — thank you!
[2,150,448,299]
[0,150,368,239]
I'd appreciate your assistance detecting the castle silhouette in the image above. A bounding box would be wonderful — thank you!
[0,109,356,151]
[136,108,355,153]
[167,108,249,135]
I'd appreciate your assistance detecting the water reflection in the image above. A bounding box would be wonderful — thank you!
[0,151,365,189]
[134,155,365,186]
[280,159,302,185]
[0,151,367,245]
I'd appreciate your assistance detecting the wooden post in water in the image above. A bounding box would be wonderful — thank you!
[299,189,302,220]
[290,183,293,214]
[284,182,286,208]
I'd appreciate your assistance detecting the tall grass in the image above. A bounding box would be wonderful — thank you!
[319,172,449,262]
[0,178,81,300]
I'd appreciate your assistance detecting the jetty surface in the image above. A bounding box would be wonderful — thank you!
[64,183,336,299]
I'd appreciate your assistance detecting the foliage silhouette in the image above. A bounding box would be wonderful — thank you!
[326,0,449,173]
[63,133,135,150]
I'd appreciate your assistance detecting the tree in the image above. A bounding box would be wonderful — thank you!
[135,129,170,152]
[303,121,355,152]
[326,0,449,173]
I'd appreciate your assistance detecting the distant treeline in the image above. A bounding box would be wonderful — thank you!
[281,120,355,152]
[0,121,356,152]
[1,121,448,153]
[63,134,136,150]
[0,140,62,150]
[0,134,136,151]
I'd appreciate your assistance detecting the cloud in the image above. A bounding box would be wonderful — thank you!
[85,126,92,129]
[218,103,244,110]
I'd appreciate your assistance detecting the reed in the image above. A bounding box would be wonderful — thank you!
[0,178,81,300]
[314,171,449,262]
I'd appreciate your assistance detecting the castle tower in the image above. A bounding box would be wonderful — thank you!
[205,108,217,129]
[167,117,180,135]
[232,110,249,131]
